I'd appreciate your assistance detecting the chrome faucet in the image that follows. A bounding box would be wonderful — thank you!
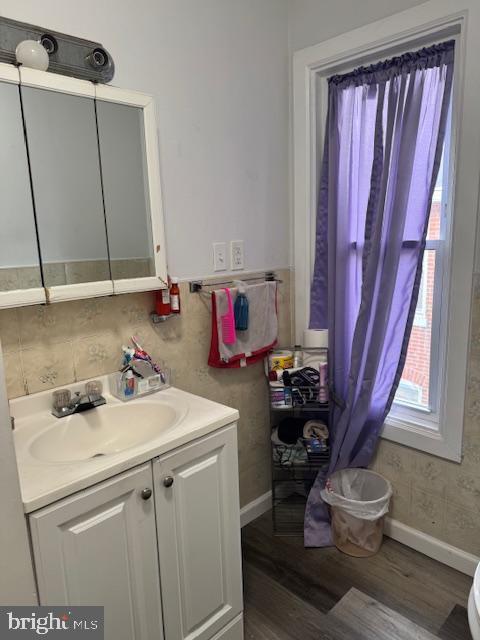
[52,382,106,418]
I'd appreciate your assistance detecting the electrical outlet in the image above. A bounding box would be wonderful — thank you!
[213,242,227,272]
[230,240,244,270]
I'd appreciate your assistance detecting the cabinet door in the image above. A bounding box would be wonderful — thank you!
[95,84,168,295]
[0,64,45,308]
[29,463,163,640]
[154,425,243,640]
[19,68,113,302]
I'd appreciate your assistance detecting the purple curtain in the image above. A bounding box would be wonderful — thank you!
[305,42,454,547]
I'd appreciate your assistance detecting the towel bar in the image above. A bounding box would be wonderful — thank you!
[189,271,281,294]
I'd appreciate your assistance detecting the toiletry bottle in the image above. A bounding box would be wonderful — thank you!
[319,359,328,403]
[155,287,171,316]
[125,369,135,397]
[170,277,181,314]
[293,345,303,368]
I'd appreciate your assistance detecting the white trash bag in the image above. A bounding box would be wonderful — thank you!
[321,469,392,557]
[321,468,392,519]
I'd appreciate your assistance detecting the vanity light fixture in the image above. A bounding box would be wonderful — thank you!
[1,17,114,82]
[15,39,49,71]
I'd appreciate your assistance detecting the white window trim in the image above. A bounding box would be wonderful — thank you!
[293,0,480,462]
[412,252,428,329]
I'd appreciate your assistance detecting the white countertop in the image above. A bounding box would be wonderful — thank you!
[11,381,239,513]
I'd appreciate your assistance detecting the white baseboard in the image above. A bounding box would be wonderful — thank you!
[240,491,272,528]
[385,516,479,577]
[239,494,478,577]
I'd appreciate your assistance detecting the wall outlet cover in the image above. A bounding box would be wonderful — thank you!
[213,242,227,271]
[230,240,244,271]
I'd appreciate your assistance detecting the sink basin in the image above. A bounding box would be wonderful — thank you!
[29,402,179,463]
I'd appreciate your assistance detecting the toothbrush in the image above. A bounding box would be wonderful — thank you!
[130,336,165,381]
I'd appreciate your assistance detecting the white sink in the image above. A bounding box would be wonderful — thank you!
[11,379,239,513]
[29,402,179,463]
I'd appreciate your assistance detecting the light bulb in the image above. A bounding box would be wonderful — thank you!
[15,40,49,72]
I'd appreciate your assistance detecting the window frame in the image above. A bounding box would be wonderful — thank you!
[412,257,428,329]
[293,0,480,462]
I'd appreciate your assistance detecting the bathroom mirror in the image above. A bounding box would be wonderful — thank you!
[95,100,155,281]
[0,67,167,309]
[0,67,45,307]
[20,74,112,299]
[95,83,167,295]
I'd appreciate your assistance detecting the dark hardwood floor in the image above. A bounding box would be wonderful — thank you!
[242,512,472,639]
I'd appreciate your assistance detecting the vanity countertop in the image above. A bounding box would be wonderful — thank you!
[11,381,239,513]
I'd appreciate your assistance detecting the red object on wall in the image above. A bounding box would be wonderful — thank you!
[155,288,171,316]
[170,277,181,314]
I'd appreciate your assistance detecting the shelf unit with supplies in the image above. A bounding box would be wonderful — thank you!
[268,346,332,536]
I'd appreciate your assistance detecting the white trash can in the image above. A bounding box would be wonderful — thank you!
[321,468,392,557]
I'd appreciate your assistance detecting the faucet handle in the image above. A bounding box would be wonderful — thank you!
[52,389,71,412]
[85,380,103,398]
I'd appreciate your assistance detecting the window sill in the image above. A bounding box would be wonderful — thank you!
[381,414,462,462]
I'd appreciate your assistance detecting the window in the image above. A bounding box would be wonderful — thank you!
[294,3,479,461]
[393,136,450,416]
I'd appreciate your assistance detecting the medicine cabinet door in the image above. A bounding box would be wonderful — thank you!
[0,64,45,308]
[19,68,113,303]
[95,85,167,294]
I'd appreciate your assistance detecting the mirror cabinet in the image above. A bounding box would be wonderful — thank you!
[0,65,44,306]
[0,64,167,308]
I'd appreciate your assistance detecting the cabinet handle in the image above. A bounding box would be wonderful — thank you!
[163,476,174,488]
[141,488,153,500]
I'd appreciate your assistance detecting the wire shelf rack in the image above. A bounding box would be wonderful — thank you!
[268,346,332,536]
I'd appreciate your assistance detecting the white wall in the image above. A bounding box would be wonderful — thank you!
[288,0,430,52]
[0,0,290,279]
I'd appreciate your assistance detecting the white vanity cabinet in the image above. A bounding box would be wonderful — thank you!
[154,425,243,640]
[28,424,243,640]
[29,462,164,640]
